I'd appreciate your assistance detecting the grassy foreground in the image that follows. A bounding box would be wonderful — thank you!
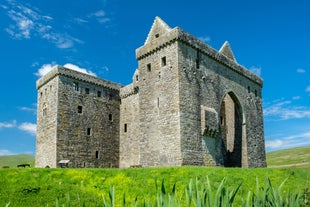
[0,167,309,206]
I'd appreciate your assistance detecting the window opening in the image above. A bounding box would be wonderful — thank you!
[95,151,99,159]
[161,57,167,66]
[78,106,83,114]
[87,128,91,135]
[73,82,79,91]
[147,63,151,72]
[124,124,127,132]
[255,89,257,97]
[136,75,139,81]
[97,91,101,97]
[157,97,159,108]
[155,33,159,38]
[85,88,89,94]
[247,86,251,93]
[109,114,113,121]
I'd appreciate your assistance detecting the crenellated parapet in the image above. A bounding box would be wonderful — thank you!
[36,65,123,91]
[136,24,263,87]
[120,83,139,99]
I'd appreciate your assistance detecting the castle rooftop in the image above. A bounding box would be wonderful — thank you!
[36,65,123,91]
[136,17,263,86]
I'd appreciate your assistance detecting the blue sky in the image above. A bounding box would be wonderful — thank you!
[0,0,309,156]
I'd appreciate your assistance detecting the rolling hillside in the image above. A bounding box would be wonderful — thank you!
[0,154,34,168]
[266,146,310,168]
[1,146,310,168]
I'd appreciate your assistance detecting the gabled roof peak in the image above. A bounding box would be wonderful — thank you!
[219,41,236,62]
[144,16,172,45]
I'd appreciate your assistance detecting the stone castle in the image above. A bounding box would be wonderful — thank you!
[35,17,266,168]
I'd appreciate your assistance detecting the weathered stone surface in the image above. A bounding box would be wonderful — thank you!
[36,17,266,168]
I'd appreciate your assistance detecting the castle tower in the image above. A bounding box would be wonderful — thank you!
[36,66,122,168]
[120,17,266,167]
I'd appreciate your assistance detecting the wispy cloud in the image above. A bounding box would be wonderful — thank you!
[0,149,15,156]
[18,122,36,136]
[264,99,310,120]
[88,10,110,24]
[249,66,262,77]
[19,104,37,114]
[2,0,82,48]
[0,120,16,129]
[297,68,306,73]
[198,36,211,43]
[266,131,310,151]
[306,86,310,92]
[35,62,97,77]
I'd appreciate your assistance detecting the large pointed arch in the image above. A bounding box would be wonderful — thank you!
[220,92,245,167]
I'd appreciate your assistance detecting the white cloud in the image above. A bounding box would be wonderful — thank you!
[88,10,110,24]
[35,62,97,77]
[264,99,310,120]
[18,122,36,136]
[2,0,82,48]
[0,149,15,156]
[0,120,16,128]
[19,104,37,114]
[306,86,310,92]
[297,68,306,73]
[35,63,55,77]
[249,66,262,77]
[266,132,310,151]
[64,63,97,77]
[198,36,211,43]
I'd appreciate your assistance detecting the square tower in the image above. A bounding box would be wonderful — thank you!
[36,66,122,168]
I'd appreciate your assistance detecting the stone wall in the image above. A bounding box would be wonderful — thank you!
[36,66,122,168]
[36,76,58,168]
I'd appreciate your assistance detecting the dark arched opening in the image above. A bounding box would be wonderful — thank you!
[220,92,243,167]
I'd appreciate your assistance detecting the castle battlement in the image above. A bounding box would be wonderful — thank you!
[36,65,122,91]
[120,83,139,99]
[136,17,262,86]
[35,17,266,169]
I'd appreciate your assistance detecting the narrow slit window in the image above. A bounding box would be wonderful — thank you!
[95,151,99,159]
[161,57,166,66]
[109,114,113,121]
[147,63,151,72]
[78,106,83,114]
[196,58,200,69]
[124,124,127,132]
[136,75,139,81]
[97,91,101,97]
[255,89,258,97]
[248,86,251,93]
[85,88,89,94]
[87,128,91,135]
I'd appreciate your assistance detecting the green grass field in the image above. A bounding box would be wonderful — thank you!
[1,167,310,206]
[0,147,309,206]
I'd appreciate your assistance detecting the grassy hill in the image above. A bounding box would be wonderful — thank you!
[0,154,34,168]
[266,146,310,168]
[1,145,309,169]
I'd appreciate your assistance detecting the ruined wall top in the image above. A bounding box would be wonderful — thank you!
[36,65,123,91]
[136,17,263,87]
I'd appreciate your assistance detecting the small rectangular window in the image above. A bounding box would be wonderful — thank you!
[161,57,166,66]
[109,114,113,121]
[135,75,139,81]
[95,151,99,159]
[87,128,91,135]
[124,124,127,132]
[73,82,79,91]
[147,63,151,72]
[78,106,83,114]
[196,58,200,69]
[97,91,101,97]
[85,88,89,94]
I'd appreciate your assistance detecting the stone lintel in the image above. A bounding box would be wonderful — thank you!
[36,65,123,91]
[136,28,263,87]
